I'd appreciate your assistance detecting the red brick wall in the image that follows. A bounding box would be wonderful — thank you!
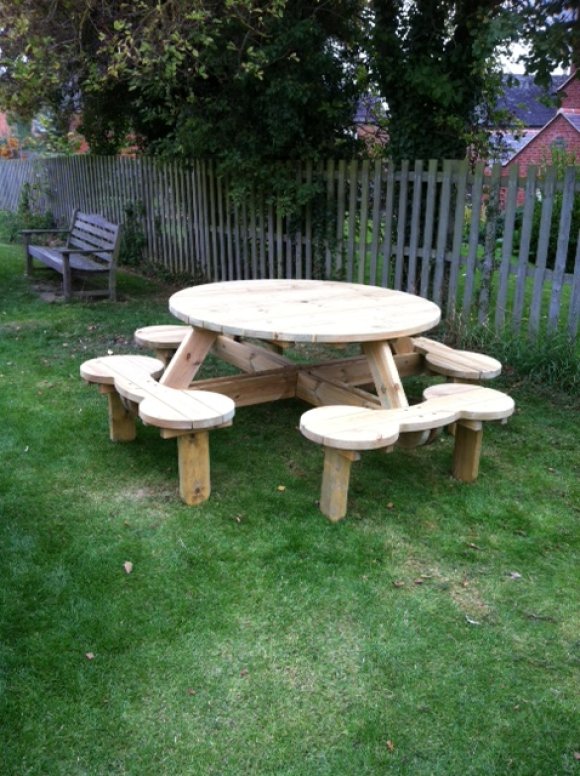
[559,76,580,109]
[505,114,580,172]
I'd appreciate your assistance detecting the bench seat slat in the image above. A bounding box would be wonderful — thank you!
[28,246,110,273]
[412,336,502,379]
[139,388,235,430]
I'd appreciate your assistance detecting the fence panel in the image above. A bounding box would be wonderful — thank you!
[0,155,578,340]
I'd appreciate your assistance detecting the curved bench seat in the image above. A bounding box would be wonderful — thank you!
[134,325,190,364]
[300,383,515,521]
[80,354,235,505]
[412,337,502,380]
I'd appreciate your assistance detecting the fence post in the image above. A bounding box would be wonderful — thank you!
[478,163,501,325]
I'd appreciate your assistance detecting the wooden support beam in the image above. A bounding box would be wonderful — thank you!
[106,390,137,442]
[212,335,293,373]
[452,420,483,481]
[161,327,217,388]
[188,368,298,406]
[296,370,381,408]
[177,431,211,505]
[320,447,360,522]
[362,341,409,409]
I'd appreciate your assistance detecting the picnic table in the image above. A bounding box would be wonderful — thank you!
[162,279,441,410]
[82,279,514,518]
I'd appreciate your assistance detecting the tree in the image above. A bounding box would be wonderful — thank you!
[0,1,364,181]
[369,0,579,161]
[0,0,577,168]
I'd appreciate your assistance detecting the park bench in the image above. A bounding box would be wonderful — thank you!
[23,210,122,301]
[80,354,235,505]
[299,382,515,521]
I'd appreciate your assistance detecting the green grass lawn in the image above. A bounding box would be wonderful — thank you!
[1,245,578,775]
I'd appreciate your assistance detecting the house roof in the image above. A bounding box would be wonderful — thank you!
[354,96,385,125]
[496,74,568,127]
[564,111,580,131]
[506,109,580,165]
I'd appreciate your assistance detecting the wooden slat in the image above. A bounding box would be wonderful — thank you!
[512,165,538,330]
[394,160,409,290]
[568,233,580,338]
[381,161,395,288]
[357,159,370,284]
[406,160,423,294]
[529,165,556,336]
[462,161,485,315]
[446,160,468,314]
[325,158,335,278]
[495,164,520,328]
[432,160,453,306]
[478,163,501,325]
[346,159,358,283]
[548,166,576,333]
[368,160,383,286]
[335,159,347,279]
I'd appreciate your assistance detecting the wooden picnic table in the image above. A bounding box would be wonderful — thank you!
[161,279,441,410]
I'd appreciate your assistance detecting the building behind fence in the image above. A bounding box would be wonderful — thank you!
[0,155,578,340]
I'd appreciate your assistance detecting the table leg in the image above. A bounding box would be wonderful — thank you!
[160,327,217,389]
[362,341,409,409]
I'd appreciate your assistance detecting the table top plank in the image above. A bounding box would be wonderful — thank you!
[170,280,440,344]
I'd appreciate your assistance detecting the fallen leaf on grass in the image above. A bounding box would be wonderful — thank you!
[187,688,196,696]
[386,740,395,752]
[465,616,481,626]
[277,485,286,492]
[386,502,395,510]
[507,571,522,580]
[393,580,405,588]
[85,652,95,660]
[123,561,133,574]
[574,752,580,761]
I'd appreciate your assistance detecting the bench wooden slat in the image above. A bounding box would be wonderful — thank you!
[412,336,502,380]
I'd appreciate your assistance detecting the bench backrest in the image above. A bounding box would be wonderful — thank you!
[67,210,122,264]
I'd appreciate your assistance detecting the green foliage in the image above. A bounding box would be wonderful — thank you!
[369,1,578,161]
[530,149,580,274]
[118,200,147,267]
[0,183,54,242]
[0,244,578,775]
[529,191,580,274]
[445,318,580,395]
[0,0,577,170]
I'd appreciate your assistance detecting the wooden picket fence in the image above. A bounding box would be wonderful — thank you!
[0,155,578,340]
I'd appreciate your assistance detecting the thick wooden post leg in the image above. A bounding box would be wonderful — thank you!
[452,421,483,482]
[104,388,136,441]
[24,239,33,276]
[62,255,72,300]
[319,447,360,522]
[177,431,211,505]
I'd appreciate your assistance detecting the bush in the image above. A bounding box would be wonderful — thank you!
[0,209,55,243]
[530,190,580,274]
[118,200,147,266]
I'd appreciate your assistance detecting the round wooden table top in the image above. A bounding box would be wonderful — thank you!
[169,279,441,344]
